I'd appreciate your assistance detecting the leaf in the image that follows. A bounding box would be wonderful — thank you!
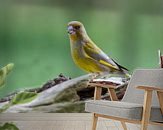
[0,123,19,130]
[0,63,14,88]
[6,63,14,74]
[11,92,38,105]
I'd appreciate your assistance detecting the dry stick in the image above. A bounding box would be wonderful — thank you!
[161,56,163,68]
[158,50,163,68]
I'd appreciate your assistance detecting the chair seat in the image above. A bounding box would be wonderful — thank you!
[85,100,163,123]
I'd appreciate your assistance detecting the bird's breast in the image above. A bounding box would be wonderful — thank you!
[70,42,88,66]
[71,43,85,61]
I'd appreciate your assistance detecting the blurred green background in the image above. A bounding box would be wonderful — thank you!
[0,0,163,97]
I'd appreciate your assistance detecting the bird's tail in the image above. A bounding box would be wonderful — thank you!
[110,58,131,78]
[111,58,128,71]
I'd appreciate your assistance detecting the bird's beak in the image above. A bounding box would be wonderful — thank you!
[67,26,75,34]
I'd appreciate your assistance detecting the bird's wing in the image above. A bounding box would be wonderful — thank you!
[83,42,119,70]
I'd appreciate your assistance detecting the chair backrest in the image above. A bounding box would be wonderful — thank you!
[122,69,163,107]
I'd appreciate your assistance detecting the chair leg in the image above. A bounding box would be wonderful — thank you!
[108,88,118,101]
[92,113,98,130]
[141,90,152,130]
[157,91,163,114]
[121,121,127,130]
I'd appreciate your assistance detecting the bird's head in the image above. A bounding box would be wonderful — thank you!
[67,21,88,41]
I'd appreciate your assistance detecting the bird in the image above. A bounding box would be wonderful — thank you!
[67,21,129,76]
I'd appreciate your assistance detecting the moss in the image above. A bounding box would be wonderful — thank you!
[54,88,80,103]
[55,101,85,113]
[54,81,88,103]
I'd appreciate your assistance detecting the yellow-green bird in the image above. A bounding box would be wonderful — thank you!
[67,21,129,75]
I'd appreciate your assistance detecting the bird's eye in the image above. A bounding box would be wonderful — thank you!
[74,26,80,30]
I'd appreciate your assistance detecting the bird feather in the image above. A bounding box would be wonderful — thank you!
[83,42,119,70]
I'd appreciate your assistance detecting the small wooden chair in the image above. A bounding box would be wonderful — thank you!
[85,69,163,130]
